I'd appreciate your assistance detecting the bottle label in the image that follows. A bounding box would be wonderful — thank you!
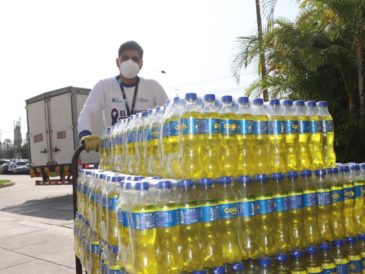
[169,120,179,136]
[252,120,268,135]
[238,198,256,217]
[221,119,238,135]
[348,255,362,272]
[91,243,100,254]
[200,204,220,222]
[101,195,107,208]
[162,121,169,137]
[156,209,178,228]
[291,271,307,274]
[310,120,323,133]
[273,194,289,212]
[331,186,344,203]
[344,185,355,200]
[322,262,337,273]
[288,191,303,210]
[181,117,202,135]
[107,196,118,211]
[298,120,311,134]
[303,190,318,207]
[317,189,332,205]
[238,119,253,135]
[131,211,155,230]
[219,202,238,219]
[256,196,273,215]
[117,208,123,225]
[284,120,299,134]
[150,126,160,140]
[201,118,220,135]
[94,192,101,205]
[322,120,334,132]
[334,258,349,273]
[307,266,323,273]
[179,207,200,225]
[122,211,128,227]
[354,181,365,198]
[268,120,284,135]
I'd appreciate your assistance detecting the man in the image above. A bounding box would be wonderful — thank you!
[78,41,168,152]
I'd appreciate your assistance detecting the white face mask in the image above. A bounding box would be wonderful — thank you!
[119,59,140,79]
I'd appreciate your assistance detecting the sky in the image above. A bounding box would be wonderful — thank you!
[0,0,299,141]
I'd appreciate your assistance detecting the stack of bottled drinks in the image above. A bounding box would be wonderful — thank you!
[74,94,365,273]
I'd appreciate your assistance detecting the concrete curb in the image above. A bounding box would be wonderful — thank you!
[0,182,15,188]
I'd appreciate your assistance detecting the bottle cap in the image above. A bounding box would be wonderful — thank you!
[350,164,360,171]
[238,175,251,184]
[346,237,357,244]
[124,182,132,190]
[315,169,327,176]
[219,176,233,185]
[305,100,316,107]
[113,176,123,183]
[221,95,233,103]
[269,99,280,106]
[177,179,194,188]
[157,180,173,189]
[185,93,197,101]
[275,253,288,262]
[286,171,299,179]
[358,234,365,241]
[360,163,365,170]
[204,94,215,101]
[255,174,268,182]
[333,239,345,247]
[133,176,146,181]
[211,266,225,274]
[135,182,150,190]
[339,165,350,173]
[173,96,180,103]
[317,101,328,107]
[199,178,213,186]
[282,99,293,106]
[252,98,263,105]
[192,271,207,274]
[142,111,148,117]
[301,170,312,177]
[294,100,305,106]
[258,257,272,267]
[319,242,331,251]
[231,262,244,271]
[148,109,153,115]
[327,167,339,174]
[291,249,304,258]
[238,96,249,104]
[306,245,318,254]
[271,172,284,180]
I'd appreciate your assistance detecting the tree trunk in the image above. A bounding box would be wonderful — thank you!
[255,0,269,101]
[356,41,365,127]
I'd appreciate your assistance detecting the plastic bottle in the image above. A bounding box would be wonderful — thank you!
[82,170,92,221]
[350,164,365,236]
[228,262,246,274]
[236,96,254,176]
[106,245,123,274]
[137,111,149,176]
[319,242,337,274]
[106,175,123,247]
[258,257,274,274]
[360,163,365,234]
[250,98,270,174]
[198,178,222,268]
[94,172,105,236]
[340,165,357,237]
[145,108,160,176]
[99,127,111,171]
[245,259,258,274]
[74,212,82,259]
[180,93,203,179]
[236,175,259,259]
[286,171,307,249]
[211,266,226,274]
[217,176,241,263]
[109,123,118,172]
[317,101,336,168]
[267,99,287,173]
[126,115,136,174]
[155,180,181,273]
[328,167,346,239]
[99,241,108,274]
[100,174,111,242]
[200,94,222,178]
[333,239,350,273]
[346,237,363,273]
[254,174,276,256]
[281,99,299,171]
[77,170,85,216]
[301,170,321,245]
[305,246,323,273]
[356,234,365,271]
[305,100,323,169]
[290,249,308,274]
[87,228,101,274]
[275,253,290,274]
[220,95,239,176]
[177,179,202,272]
[293,100,312,170]
[313,169,334,242]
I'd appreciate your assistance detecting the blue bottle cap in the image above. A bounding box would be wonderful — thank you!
[221,95,233,103]
[301,169,312,177]
[291,249,304,258]
[252,98,263,105]
[258,257,272,267]
[315,169,327,176]
[255,174,269,182]
[156,106,162,113]
[231,262,244,271]
[119,181,124,188]
[282,99,293,106]
[346,237,357,244]
[177,179,194,188]
[157,180,173,189]
[350,164,360,171]
[327,167,339,174]
[152,176,162,179]
[358,234,365,241]
[124,182,132,190]
[271,172,284,180]
[219,176,233,184]
[133,176,146,181]
[113,176,123,183]
[173,96,180,103]
[360,163,365,170]
[305,100,316,107]
[317,101,328,107]
[185,93,197,101]
[269,99,280,106]
[135,182,150,190]
[333,239,345,247]
[148,109,153,115]
[306,245,318,254]
[294,100,305,106]
[106,175,113,182]
[238,96,249,104]
[192,271,207,274]
[199,178,213,186]
[142,111,148,117]
[275,253,288,262]
[212,266,225,274]
[339,165,350,173]
[286,171,299,179]
[238,175,251,184]
[204,94,215,101]
[319,242,331,251]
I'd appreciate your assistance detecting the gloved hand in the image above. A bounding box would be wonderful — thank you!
[81,135,100,152]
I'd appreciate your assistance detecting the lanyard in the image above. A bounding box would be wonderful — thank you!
[116,75,140,117]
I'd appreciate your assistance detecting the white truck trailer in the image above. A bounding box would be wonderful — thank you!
[26,86,103,185]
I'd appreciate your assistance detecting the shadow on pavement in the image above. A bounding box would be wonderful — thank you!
[0,195,74,221]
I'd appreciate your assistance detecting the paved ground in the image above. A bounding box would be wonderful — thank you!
[0,174,77,274]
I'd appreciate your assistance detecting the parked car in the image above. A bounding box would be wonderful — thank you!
[13,162,30,174]
[7,160,30,174]
[0,161,10,174]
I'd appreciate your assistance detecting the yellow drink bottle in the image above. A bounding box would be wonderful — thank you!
[253,174,277,256]
[133,112,143,175]
[317,101,336,168]
[117,118,127,173]
[201,94,222,178]
[82,170,92,220]
[340,165,357,237]
[106,245,123,274]
[318,242,337,274]
[100,174,110,242]
[129,181,157,274]
[106,176,123,247]
[293,100,312,170]
[236,97,255,176]
[350,164,365,235]
[305,246,323,274]
[139,111,150,176]
[313,169,334,242]
[155,180,181,274]
[267,99,287,173]
[87,229,101,274]
[126,115,137,174]
[236,175,259,259]
[99,127,111,171]
[281,99,299,172]
[109,124,118,172]
[177,179,202,272]
[327,167,346,239]
[220,96,239,177]
[180,93,203,180]
[251,98,270,174]
[290,249,308,273]
[305,100,324,169]
[146,107,163,177]
[198,178,222,268]
[300,170,321,246]
[360,163,365,233]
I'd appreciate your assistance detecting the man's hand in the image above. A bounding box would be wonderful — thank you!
[81,135,100,152]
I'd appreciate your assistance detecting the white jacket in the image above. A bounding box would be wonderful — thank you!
[78,76,168,136]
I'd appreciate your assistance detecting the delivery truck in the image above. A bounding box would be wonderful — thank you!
[26,86,103,185]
